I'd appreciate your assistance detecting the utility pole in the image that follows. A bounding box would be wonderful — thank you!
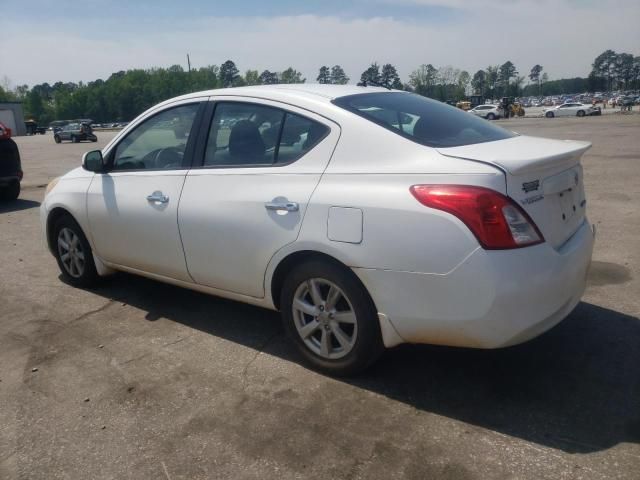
[187,54,191,73]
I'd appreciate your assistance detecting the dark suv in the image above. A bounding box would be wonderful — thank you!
[0,123,22,201]
[53,123,97,143]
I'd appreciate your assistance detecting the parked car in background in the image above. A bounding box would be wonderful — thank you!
[543,103,596,118]
[619,96,634,111]
[41,85,595,375]
[468,104,501,120]
[0,122,22,201]
[53,123,97,143]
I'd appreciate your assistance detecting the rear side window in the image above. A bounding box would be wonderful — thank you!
[203,102,328,167]
[276,113,328,164]
[333,92,515,148]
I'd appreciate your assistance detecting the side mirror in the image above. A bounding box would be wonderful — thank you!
[82,150,105,172]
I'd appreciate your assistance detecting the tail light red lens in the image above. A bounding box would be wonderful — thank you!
[410,185,544,249]
[17,170,23,181]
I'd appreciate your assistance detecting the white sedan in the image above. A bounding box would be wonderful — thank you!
[468,104,501,120]
[544,102,596,118]
[41,85,594,375]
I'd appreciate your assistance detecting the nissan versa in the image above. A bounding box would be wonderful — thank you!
[41,85,595,375]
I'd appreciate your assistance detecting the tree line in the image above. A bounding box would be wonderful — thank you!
[0,49,638,125]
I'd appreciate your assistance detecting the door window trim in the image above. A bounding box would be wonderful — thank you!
[104,101,206,173]
[192,99,331,170]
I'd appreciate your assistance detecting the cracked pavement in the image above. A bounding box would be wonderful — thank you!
[1,115,639,479]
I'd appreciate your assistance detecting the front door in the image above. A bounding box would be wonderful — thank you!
[87,101,203,281]
[178,98,339,298]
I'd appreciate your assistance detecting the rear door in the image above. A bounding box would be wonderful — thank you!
[438,135,591,249]
[178,97,339,298]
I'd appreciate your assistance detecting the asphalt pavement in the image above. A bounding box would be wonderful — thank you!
[1,113,639,479]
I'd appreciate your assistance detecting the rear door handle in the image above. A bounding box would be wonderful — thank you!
[146,191,169,204]
[265,201,299,212]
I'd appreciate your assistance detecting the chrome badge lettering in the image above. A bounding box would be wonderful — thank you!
[522,180,540,193]
[521,194,544,205]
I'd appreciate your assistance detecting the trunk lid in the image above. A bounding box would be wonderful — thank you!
[437,135,591,249]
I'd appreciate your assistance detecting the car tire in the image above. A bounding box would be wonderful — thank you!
[545,111,554,118]
[486,113,496,120]
[0,181,20,201]
[54,135,61,144]
[71,136,78,143]
[91,138,98,142]
[52,215,99,288]
[280,260,384,376]
[577,110,585,117]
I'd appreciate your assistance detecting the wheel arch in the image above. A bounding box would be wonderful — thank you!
[46,205,113,276]
[46,207,77,254]
[269,250,356,311]
[268,248,405,349]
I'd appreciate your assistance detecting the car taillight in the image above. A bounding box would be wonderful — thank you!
[80,126,85,133]
[17,170,23,181]
[410,185,544,249]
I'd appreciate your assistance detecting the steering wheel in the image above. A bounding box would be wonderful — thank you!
[141,147,183,169]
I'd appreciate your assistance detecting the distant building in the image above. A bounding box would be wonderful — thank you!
[0,102,26,136]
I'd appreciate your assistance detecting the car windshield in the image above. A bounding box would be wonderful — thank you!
[333,92,515,148]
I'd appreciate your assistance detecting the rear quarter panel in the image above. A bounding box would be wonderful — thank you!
[271,121,507,276]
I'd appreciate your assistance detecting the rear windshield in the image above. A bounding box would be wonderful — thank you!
[333,92,516,148]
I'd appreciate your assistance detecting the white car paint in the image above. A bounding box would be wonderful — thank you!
[42,84,594,357]
[543,102,595,117]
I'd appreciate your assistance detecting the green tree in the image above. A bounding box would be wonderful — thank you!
[471,70,487,96]
[485,65,499,99]
[359,63,381,86]
[498,61,518,96]
[280,67,305,84]
[0,85,16,102]
[330,65,349,85]
[529,64,543,95]
[220,60,240,88]
[409,64,438,97]
[457,70,470,97]
[592,50,617,91]
[24,90,46,121]
[615,53,634,89]
[259,70,279,85]
[317,66,331,84]
[244,70,260,86]
[380,64,403,89]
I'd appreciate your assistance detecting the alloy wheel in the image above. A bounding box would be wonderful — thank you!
[57,227,85,278]
[292,278,357,360]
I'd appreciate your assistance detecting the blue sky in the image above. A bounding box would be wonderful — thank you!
[5,0,459,23]
[1,0,639,86]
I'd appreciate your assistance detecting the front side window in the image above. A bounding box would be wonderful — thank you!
[203,102,329,167]
[112,103,199,171]
[333,92,515,148]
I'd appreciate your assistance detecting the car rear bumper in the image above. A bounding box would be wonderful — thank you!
[355,219,595,349]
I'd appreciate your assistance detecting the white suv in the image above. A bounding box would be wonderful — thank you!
[468,104,501,120]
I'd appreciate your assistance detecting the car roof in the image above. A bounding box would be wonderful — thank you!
[154,84,396,113]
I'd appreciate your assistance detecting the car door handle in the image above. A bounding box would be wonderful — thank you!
[146,191,169,204]
[265,201,299,212]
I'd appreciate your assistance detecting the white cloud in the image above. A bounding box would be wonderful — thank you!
[1,3,639,86]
